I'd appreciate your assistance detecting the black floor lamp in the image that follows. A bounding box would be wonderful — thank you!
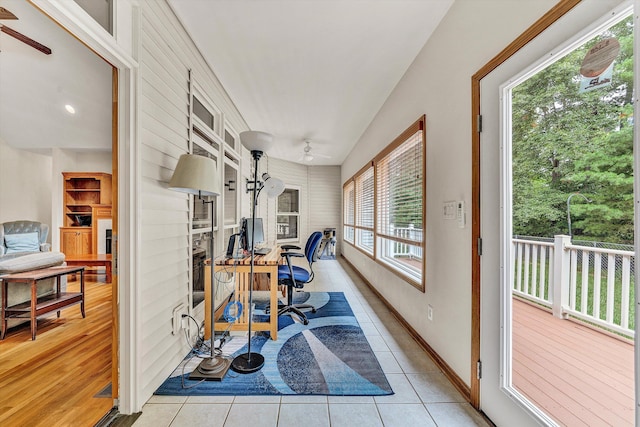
[231,130,284,374]
[169,153,231,381]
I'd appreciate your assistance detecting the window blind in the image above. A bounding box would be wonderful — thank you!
[344,181,355,226]
[355,165,374,229]
[376,130,423,244]
[343,180,355,243]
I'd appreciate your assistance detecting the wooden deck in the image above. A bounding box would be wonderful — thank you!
[512,298,634,426]
[0,278,113,426]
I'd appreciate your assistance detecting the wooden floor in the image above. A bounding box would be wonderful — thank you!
[512,298,634,426]
[0,278,114,427]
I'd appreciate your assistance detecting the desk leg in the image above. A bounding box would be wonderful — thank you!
[56,274,61,318]
[80,270,85,318]
[1,281,7,340]
[270,271,278,340]
[30,279,37,340]
[106,262,112,283]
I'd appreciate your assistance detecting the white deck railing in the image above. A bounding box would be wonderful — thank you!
[391,225,423,260]
[512,235,634,338]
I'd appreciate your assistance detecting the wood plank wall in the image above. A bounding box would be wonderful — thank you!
[138,0,248,401]
[136,0,342,404]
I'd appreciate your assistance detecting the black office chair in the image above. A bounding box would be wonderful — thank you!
[276,231,323,325]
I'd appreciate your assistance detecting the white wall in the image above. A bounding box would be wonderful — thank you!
[256,158,341,248]
[341,0,557,396]
[309,166,341,254]
[0,138,53,231]
[137,0,248,403]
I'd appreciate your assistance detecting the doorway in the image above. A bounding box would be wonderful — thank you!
[0,0,118,424]
[473,0,636,425]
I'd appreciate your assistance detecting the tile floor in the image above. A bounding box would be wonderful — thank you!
[133,258,491,427]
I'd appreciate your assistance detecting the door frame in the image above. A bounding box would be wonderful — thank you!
[30,0,140,414]
[473,1,640,426]
[470,0,582,408]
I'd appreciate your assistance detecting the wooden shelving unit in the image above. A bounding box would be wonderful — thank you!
[60,172,112,257]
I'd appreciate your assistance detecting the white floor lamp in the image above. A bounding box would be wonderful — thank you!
[231,130,284,374]
[169,153,231,381]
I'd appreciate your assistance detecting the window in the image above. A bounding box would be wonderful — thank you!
[223,157,239,226]
[189,87,222,310]
[343,181,355,244]
[193,96,214,131]
[343,115,425,290]
[277,187,300,241]
[376,120,424,287]
[355,164,374,255]
[191,132,218,230]
[224,124,238,152]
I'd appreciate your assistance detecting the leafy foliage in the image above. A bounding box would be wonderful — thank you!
[511,15,634,243]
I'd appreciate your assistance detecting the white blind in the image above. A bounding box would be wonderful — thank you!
[343,180,355,226]
[355,165,374,229]
[376,128,423,243]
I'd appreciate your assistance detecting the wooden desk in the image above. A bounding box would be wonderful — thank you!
[1,266,85,340]
[64,254,112,283]
[205,248,280,341]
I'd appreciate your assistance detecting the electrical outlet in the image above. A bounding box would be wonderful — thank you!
[181,315,189,330]
[172,303,187,335]
[427,304,433,321]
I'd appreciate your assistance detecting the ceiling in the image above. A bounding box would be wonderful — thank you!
[168,0,453,165]
[0,0,453,164]
[0,0,112,154]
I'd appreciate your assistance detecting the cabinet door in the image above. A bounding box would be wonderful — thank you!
[78,229,92,255]
[61,228,92,256]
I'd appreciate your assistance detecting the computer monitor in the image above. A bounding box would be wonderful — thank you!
[241,217,264,251]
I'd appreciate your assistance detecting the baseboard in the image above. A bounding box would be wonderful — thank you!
[339,255,471,402]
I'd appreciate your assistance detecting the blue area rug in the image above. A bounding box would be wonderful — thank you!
[154,292,393,396]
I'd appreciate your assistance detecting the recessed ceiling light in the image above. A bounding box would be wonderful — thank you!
[65,104,76,114]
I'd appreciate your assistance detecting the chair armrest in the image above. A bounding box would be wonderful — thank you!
[281,244,301,251]
[281,251,304,259]
[40,243,51,252]
[280,251,304,267]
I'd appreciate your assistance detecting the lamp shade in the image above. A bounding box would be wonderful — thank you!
[168,154,220,196]
[240,131,273,153]
[261,173,285,198]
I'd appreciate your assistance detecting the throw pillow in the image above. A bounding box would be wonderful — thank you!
[4,232,40,254]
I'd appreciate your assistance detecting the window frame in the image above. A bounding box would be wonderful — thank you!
[343,180,355,245]
[343,115,426,291]
[354,162,375,256]
[276,186,301,243]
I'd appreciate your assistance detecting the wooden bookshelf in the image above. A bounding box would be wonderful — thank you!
[60,172,112,256]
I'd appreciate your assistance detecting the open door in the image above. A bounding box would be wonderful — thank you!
[473,0,637,425]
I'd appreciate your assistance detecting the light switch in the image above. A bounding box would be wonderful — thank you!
[443,201,456,220]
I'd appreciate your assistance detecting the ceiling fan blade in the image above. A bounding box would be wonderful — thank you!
[1,25,51,55]
[313,153,332,159]
[0,7,18,20]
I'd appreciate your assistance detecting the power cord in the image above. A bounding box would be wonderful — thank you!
[178,255,245,388]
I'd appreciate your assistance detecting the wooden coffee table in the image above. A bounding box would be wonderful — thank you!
[64,254,112,283]
[1,265,85,340]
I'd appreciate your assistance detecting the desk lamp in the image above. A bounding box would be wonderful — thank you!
[231,130,284,373]
[169,153,231,380]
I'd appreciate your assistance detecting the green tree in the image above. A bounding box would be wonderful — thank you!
[511,15,634,243]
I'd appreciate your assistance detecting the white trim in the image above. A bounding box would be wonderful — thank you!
[633,2,640,425]
[498,3,633,424]
[276,185,301,243]
[30,0,140,414]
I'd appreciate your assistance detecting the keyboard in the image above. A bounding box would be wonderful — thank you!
[254,247,272,255]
